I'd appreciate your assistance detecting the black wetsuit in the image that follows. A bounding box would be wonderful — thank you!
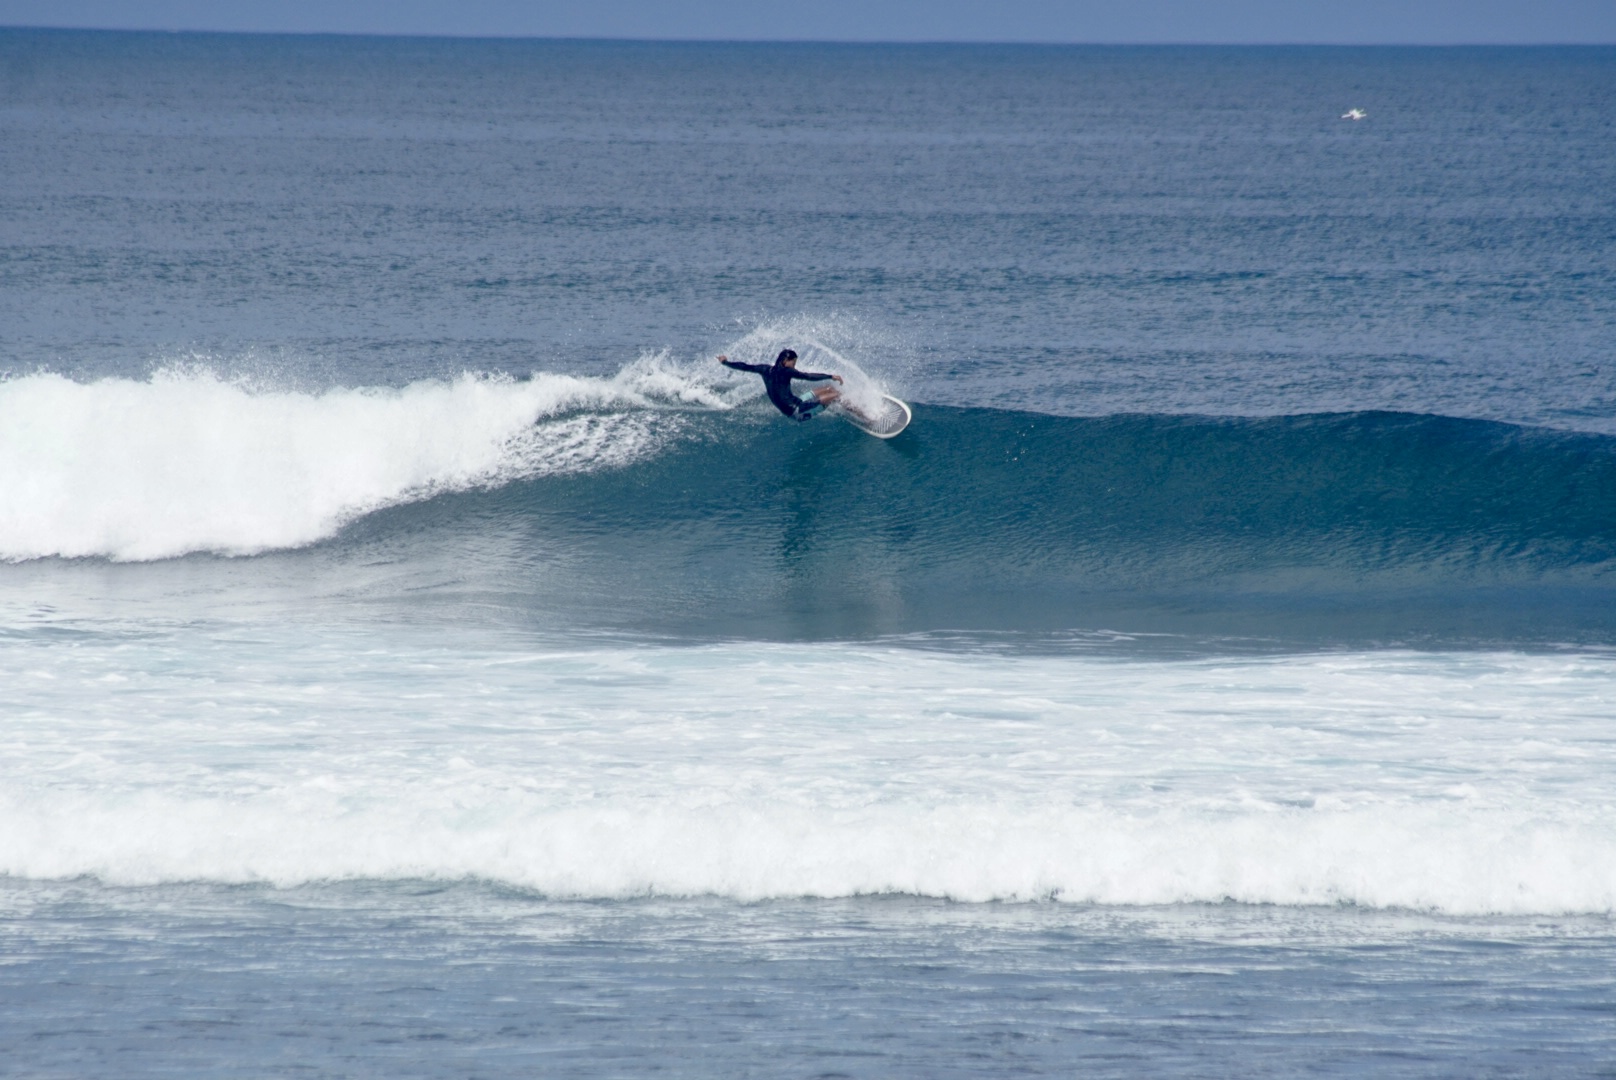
[720,359,837,419]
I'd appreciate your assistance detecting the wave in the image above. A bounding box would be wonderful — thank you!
[5,363,1614,641]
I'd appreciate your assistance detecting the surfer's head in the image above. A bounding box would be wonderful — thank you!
[775,349,798,367]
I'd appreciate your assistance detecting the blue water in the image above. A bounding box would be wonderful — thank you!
[2,29,1615,1076]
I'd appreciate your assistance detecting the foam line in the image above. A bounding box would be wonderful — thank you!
[2,792,1610,914]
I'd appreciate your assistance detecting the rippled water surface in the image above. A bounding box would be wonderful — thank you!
[3,30,1615,1076]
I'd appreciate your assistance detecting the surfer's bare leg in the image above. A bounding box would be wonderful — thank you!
[812,385,840,405]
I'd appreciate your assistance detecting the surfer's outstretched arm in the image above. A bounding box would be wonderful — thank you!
[717,355,771,374]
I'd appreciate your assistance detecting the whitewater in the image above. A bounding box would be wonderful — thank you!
[5,625,1614,914]
[0,363,702,560]
[0,326,911,562]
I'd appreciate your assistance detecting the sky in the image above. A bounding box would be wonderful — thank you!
[0,0,1612,44]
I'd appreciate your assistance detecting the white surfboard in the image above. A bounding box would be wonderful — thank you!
[838,394,912,438]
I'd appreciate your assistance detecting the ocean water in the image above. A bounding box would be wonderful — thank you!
[2,29,1615,1076]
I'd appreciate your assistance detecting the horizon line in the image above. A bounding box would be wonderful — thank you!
[3,24,1613,48]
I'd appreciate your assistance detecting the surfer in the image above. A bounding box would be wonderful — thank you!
[718,349,843,421]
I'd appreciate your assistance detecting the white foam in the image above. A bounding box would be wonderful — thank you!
[4,790,1610,914]
[0,361,717,562]
[2,636,1612,915]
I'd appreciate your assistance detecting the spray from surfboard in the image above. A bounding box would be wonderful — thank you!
[714,322,912,437]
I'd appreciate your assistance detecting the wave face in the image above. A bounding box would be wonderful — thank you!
[5,367,1614,642]
[405,400,1616,642]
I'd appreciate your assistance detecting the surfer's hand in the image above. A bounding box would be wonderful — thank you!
[716,355,727,363]
[833,375,844,384]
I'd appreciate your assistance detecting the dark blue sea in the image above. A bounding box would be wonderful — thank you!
[2,29,1615,1076]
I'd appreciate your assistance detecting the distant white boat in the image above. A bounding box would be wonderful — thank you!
[1341,108,1368,121]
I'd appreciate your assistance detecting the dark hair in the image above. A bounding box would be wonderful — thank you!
[775,349,798,364]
